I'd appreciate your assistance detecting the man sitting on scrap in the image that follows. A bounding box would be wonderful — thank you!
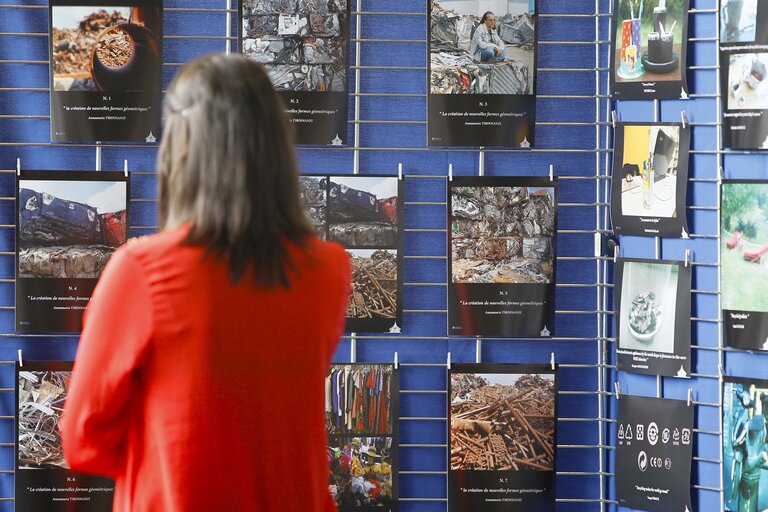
[470,11,506,63]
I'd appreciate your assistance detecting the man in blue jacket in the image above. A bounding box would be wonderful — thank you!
[469,12,506,63]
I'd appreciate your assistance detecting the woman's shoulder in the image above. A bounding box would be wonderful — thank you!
[296,237,351,279]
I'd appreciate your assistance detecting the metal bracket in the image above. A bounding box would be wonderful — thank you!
[16,158,21,176]
[448,163,453,182]
[18,349,23,368]
[549,164,554,181]
[550,352,555,370]
[478,150,485,177]
[681,110,688,130]
[447,351,451,370]
[394,351,399,370]
[684,249,692,267]
[611,110,618,129]
[614,381,621,400]
[398,163,403,181]
[613,244,620,263]
[124,159,129,177]
[687,388,693,407]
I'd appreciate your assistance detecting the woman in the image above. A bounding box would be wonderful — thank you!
[61,54,351,511]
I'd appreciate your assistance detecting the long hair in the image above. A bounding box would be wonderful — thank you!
[481,11,495,23]
[158,53,316,287]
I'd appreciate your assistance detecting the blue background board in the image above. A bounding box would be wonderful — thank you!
[0,0,752,510]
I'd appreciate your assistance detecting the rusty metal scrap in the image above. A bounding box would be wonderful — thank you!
[18,371,71,469]
[347,251,397,319]
[450,373,555,471]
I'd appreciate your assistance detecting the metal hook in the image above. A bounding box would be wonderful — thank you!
[394,351,399,370]
[447,351,451,370]
[614,381,621,400]
[397,163,403,181]
[124,159,129,178]
[613,244,620,263]
[681,110,688,130]
[448,163,453,182]
[549,164,554,181]
[18,349,22,368]
[684,249,691,267]
[16,158,21,176]
[550,352,555,370]
[687,388,693,407]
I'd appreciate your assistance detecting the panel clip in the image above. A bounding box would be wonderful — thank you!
[687,388,693,407]
[16,158,21,176]
[18,349,22,368]
[611,110,618,129]
[681,110,688,130]
[549,164,554,181]
[550,352,555,370]
[614,244,620,263]
[394,351,399,370]
[684,249,691,267]
[447,351,451,370]
[614,381,621,400]
[448,163,453,182]
[398,163,403,181]
[124,159,129,177]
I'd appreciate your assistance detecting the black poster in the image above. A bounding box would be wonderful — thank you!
[448,364,557,512]
[723,376,768,512]
[49,1,162,142]
[610,0,689,100]
[448,177,557,337]
[616,395,693,512]
[16,361,115,512]
[720,0,768,148]
[16,171,129,333]
[240,0,350,145]
[615,258,691,377]
[299,175,403,333]
[327,364,399,511]
[428,0,537,147]
[611,122,691,238]
[721,181,768,350]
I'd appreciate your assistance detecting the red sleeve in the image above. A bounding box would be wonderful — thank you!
[330,247,352,350]
[61,245,153,476]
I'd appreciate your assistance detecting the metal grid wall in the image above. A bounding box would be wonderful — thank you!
[0,0,624,510]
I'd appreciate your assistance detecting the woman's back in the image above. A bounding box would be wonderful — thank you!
[62,226,350,511]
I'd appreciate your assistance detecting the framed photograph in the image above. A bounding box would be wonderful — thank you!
[615,258,691,377]
[15,361,114,512]
[327,364,399,511]
[240,0,351,145]
[300,175,403,333]
[448,363,556,512]
[427,0,537,147]
[610,0,689,100]
[615,395,692,512]
[723,376,768,512]
[720,1,768,148]
[16,171,129,333]
[49,1,162,142]
[611,122,690,238]
[448,177,557,337]
[721,181,768,350]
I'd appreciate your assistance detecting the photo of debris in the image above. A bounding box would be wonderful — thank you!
[327,364,397,436]
[299,175,326,239]
[430,0,535,95]
[346,249,400,331]
[15,361,114,512]
[615,257,691,377]
[448,177,557,337]
[51,5,161,93]
[18,178,127,279]
[18,370,71,469]
[328,176,398,248]
[328,436,396,511]
[451,185,555,284]
[448,364,556,511]
[241,0,348,92]
[721,0,759,43]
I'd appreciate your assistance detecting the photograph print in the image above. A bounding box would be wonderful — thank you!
[240,0,351,145]
[16,361,114,512]
[448,177,557,337]
[611,0,689,99]
[721,0,768,44]
[328,436,397,511]
[428,0,537,147]
[723,376,768,512]
[721,181,768,350]
[611,122,691,238]
[299,175,327,239]
[16,171,128,333]
[615,258,691,377]
[326,364,398,436]
[49,1,162,142]
[347,249,401,333]
[449,363,556,512]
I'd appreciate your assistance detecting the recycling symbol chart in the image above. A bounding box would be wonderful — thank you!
[616,395,693,512]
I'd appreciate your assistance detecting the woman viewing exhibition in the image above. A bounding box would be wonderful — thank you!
[60,53,351,511]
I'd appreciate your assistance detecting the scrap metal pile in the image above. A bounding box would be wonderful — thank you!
[299,176,327,238]
[452,186,555,284]
[19,246,114,278]
[52,9,128,91]
[430,2,532,94]
[18,371,70,468]
[450,373,555,471]
[242,0,347,91]
[347,250,397,319]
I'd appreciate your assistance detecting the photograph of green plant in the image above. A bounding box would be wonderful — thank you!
[721,181,768,312]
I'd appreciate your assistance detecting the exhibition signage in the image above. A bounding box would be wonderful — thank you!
[448,177,557,337]
[15,361,115,512]
[720,180,768,350]
[719,0,768,149]
[615,395,693,512]
[615,257,691,378]
[299,175,403,333]
[49,1,162,142]
[448,363,557,512]
[610,0,690,99]
[427,0,538,147]
[326,364,399,511]
[610,122,691,238]
[16,171,129,333]
[240,0,351,145]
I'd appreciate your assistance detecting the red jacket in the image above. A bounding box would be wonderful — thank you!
[61,226,351,512]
